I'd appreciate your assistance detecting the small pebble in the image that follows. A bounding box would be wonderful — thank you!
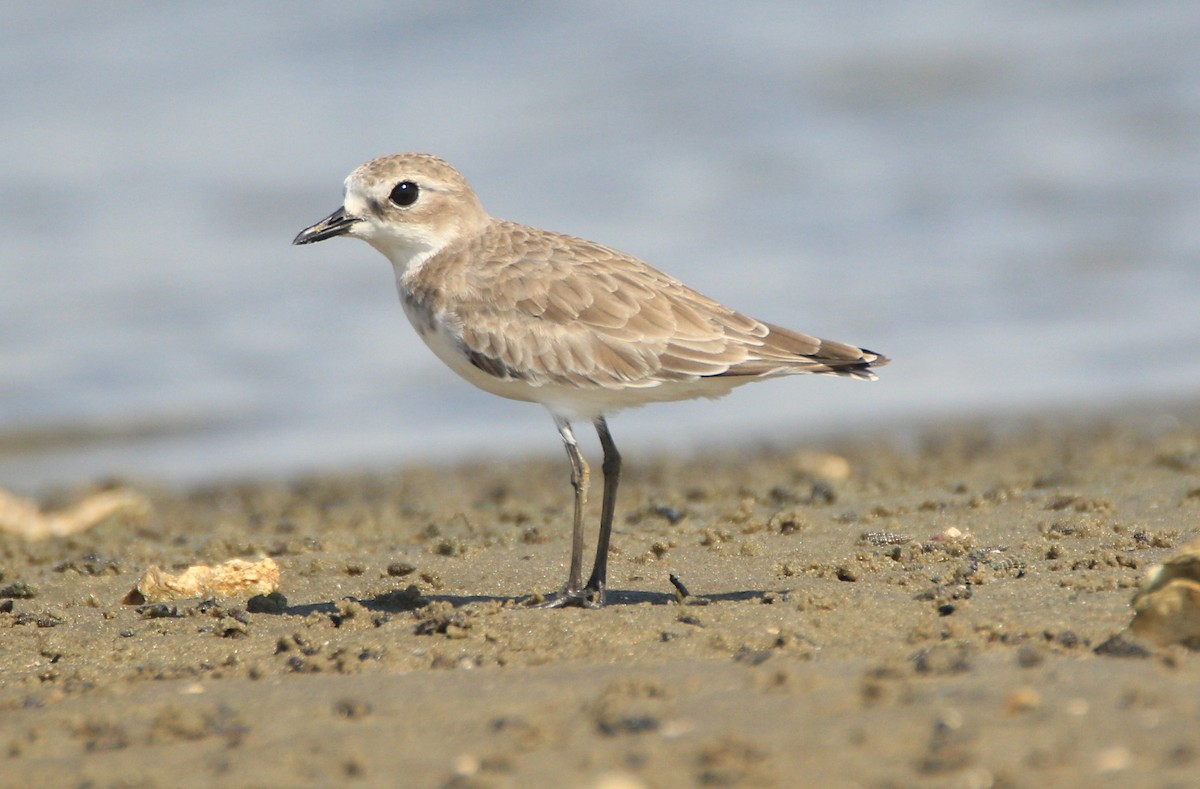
[386,561,417,577]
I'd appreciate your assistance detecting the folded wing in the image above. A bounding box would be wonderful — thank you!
[447,223,887,389]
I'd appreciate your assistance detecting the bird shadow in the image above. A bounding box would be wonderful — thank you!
[382,586,786,610]
[276,587,785,616]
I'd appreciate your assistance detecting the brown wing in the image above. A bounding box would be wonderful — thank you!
[440,222,885,389]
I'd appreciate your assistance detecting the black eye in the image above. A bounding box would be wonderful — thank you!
[389,180,419,207]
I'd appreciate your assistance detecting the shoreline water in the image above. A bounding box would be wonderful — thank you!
[3,393,1198,496]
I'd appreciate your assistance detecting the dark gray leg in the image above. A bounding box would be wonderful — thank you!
[583,416,621,606]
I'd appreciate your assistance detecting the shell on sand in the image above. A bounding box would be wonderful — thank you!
[126,557,280,604]
[1130,539,1200,648]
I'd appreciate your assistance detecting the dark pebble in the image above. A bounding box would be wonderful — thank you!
[386,561,416,577]
[247,591,288,614]
[1093,634,1151,659]
[0,581,37,599]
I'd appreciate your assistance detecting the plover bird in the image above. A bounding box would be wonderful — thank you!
[294,153,887,607]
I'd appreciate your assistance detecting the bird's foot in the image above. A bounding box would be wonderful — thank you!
[527,583,605,609]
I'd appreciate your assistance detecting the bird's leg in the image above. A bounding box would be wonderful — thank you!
[582,416,621,607]
[533,416,593,608]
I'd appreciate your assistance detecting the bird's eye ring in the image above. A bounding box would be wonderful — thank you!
[389,180,419,207]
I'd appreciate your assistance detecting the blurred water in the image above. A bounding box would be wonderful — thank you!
[2,2,1198,491]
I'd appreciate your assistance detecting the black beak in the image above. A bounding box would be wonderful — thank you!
[293,206,360,245]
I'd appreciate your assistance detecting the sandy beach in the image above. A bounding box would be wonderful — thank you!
[2,403,1199,788]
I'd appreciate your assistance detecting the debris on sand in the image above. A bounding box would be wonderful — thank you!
[1129,539,1200,648]
[0,487,150,540]
[124,557,280,604]
[790,450,852,481]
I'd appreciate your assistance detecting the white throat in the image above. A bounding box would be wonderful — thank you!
[367,235,439,279]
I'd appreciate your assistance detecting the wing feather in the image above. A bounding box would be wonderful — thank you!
[427,221,886,389]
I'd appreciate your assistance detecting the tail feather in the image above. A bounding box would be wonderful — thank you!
[721,321,889,380]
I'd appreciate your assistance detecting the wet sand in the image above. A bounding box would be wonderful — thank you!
[2,404,1199,788]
